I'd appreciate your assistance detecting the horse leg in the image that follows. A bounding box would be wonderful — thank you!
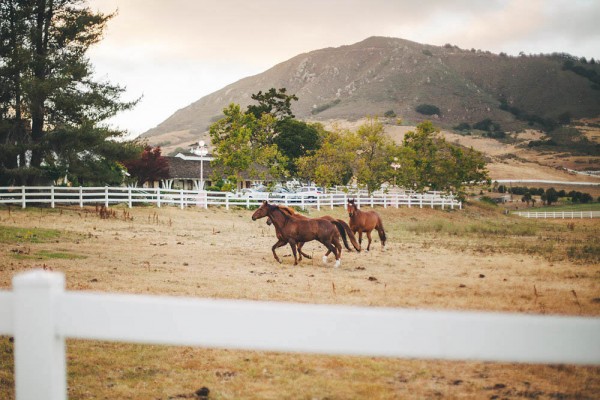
[332,237,342,268]
[289,239,299,265]
[366,231,373,251]
[297,242,312,259]
[322,241,336,265]
[357,231,364,250]
[271,239,287,263]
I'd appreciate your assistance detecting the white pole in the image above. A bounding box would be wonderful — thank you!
[51,185,55,208]
[21,186,26,209]
[104,186,109,208]
[200,157,204,191]
[79,186,83,208]
[13,270,67,400]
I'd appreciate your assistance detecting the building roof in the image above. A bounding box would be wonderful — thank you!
[165,156,275,181]
[165,156,214,180]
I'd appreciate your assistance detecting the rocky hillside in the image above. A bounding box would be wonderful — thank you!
[142,36,600,156]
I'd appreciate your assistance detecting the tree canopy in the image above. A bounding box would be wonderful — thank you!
[121,146,170,187]
[209,103,287,185]
[400,121,489,196]
[299,120,488,196]
[0,0,141,186]
[246,88,298,121]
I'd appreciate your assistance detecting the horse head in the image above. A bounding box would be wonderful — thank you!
[347,199,357,217]
[251,200,271,221]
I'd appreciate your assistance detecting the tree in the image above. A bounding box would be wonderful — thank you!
[351,118,397,193]
[273,119,320,176]
[0,0,139,185]
[296,128,354,188]
[246,88,298,120]
[541,187,559,205]
[209,104,287,186]
[400,121,489,196]
[121,146,170,187]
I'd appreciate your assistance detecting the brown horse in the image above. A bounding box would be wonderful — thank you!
[346,199,386,251]
[266,205,360,256]
[252,201,343,267]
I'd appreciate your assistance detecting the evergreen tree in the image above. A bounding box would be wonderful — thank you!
[246,88,298,121]
[0,0,140,185]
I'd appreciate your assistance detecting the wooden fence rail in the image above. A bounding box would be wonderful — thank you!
[1,270,599,399]
[0,186,462,210]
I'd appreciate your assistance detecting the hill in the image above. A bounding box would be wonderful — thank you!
[140,36,600,181]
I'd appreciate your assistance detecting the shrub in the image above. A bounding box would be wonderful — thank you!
[311,99,341,115]
[454,122,471,131]
[415,104,441,116]
[384,109,396,118]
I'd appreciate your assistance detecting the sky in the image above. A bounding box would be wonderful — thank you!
[86,0,600,138]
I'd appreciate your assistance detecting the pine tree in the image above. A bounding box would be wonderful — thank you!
[0,0,141,185]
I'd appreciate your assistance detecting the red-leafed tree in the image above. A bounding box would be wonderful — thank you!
[122,146,170,187]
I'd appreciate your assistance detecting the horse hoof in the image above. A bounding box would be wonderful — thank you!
[334,260,341,268]
[322,256,328,264]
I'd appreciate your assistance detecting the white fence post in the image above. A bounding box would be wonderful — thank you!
[128,187,132,208]
[51,185,55,208]
[79,186,83,208]
[13,270,66,400]
[21,186,26,209]
[104,186,109,208]
[156,187,161,208]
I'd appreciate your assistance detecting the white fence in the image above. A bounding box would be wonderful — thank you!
[1,271,599,399]
[0,186,462,210]
[495,179,600,186]
[514,211,600,219]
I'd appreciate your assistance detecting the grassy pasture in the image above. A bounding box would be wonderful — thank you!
[0,203,598,399]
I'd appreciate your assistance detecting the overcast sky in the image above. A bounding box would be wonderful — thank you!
[87,0,600,138]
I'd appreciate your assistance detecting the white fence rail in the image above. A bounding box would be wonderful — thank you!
[1,271,599,399]
[514,211,600,219]
[0,186,462,210]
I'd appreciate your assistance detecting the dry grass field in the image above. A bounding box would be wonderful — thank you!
[0,202,599,399]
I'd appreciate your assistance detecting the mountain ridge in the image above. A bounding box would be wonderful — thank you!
[141,36,600,161]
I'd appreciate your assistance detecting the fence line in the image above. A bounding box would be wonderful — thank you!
[1,271,599,399]
[514,211,600,219]
[0,186,462,210]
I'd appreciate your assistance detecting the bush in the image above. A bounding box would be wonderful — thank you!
[384,109,396,118]
[311,99,341,115]
[415,104,441,116]
[454,122,471,131]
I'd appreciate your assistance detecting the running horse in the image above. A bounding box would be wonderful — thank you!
[346,199,387,251]
[265,205,361,260]
[252,201,343,267]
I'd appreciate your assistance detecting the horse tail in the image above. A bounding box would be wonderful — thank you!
[377,217,387,246]
[331,220,352,251]
[337,219,360,252]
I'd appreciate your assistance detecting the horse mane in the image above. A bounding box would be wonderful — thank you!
[277,205,298,216]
